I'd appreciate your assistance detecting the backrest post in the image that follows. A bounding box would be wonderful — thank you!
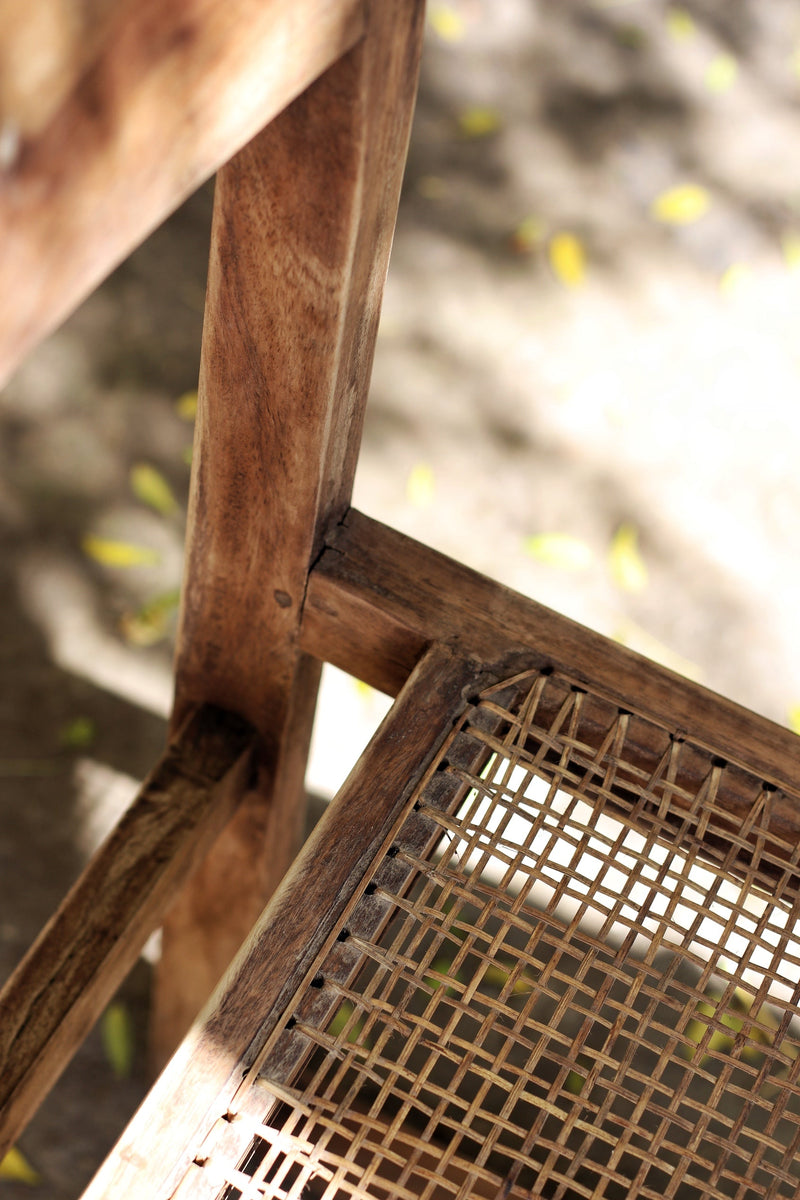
[152,0,426,1068]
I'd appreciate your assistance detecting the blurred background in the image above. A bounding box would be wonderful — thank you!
[4,0,800,1192]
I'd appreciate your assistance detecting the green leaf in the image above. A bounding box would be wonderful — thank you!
[119,588,181,647]
[327,1001,366,1044]
[565,1069,586,1095]
[511,215,545,255]
[102,1002,135,1079]
[608,523,648,593]
[0,1147,41,1184]
[425,956,462,995]
[524,532,593,571]
[130,463,177,516]
[59,716,96,749]
[82,535,160,569]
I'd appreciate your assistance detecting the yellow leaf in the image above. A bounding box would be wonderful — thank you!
[608,523,648,593]
[719,263,752,298]
[429,4,465,42]
[102,1001,135,1079]
[130,463,177,516]
[782,233,800,271]
[175,390,198,420]
[548,232,586,289]
[0,1147,41,1184]
[705,53,738,94]
[407,462,435,509]
[666,7,695,39]
[511,215,545,255]
[82,535,160,568]
[788,704,800,735]
[457,107,502,138]
[650,183,711,225]
[524,533,593,571]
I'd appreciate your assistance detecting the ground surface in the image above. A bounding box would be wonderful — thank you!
[3,1,800,1194]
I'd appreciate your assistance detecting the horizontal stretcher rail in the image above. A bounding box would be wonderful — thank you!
[301,508,800,807]
[0,704,254,1159]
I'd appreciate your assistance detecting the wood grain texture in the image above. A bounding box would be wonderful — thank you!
[302,509,800,799]
[0,706,254,1161]
[157,0,425,1060]
[81,646,474,1200]
[0,0,365,386]
[150,654,322,1069]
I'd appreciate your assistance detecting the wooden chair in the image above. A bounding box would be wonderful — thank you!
[2,1,800,1196]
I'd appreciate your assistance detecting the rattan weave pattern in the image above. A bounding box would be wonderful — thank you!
[210,668,800,1200]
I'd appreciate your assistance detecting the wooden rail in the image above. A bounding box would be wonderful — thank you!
[302,509,800,800]
[0,706,254,1160]
[0,0,365,385]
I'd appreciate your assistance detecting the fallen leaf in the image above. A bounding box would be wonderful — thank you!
[130,463,177,516]
[102,1001,135,1079]
[705,53,738,94]
[82,535,160,568]
[407,463,435,509]
[327,1001,366,1044]
[788,704,800,735]
[457,107,502,138]
[0,1147,41,1184]
[511,215,545,255]
[59,716,96,749]
[719,263,752,298]
[650,183,711,225]
[175,390,198,420]
[425,956,462,995]
[565,1069,586,1095]
[782,233,800,271]
[524,532,593,571]
[417,175,448,200]
[608,523,648,592]
[120,589,181,646]
[666,6,695,40]
[429,4,465,42]
[548,232,586,288]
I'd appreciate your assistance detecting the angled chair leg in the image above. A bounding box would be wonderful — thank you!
[152,0,427,1067]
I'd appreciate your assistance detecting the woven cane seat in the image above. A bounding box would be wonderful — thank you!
[102,655,800,1200]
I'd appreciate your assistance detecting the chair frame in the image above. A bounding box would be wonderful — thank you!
[1,0,799,1194]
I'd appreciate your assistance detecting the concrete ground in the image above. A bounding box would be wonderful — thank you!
[3,0,800,1193]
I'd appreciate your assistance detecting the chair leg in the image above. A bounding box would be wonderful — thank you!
[151,0,426,1067]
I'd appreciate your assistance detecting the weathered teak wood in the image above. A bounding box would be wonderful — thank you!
[155,0,426,1063]
[82,646,474,1200]
[0,0,365,386]
[302,509,800,797]
[0,706,254,1162]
